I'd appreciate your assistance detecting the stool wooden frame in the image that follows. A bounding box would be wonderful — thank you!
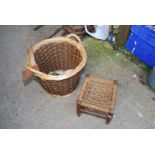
[77,74,118,124]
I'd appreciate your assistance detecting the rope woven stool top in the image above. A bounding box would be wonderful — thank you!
[78,74,118,113]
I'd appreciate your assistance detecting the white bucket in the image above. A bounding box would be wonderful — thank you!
[85,25,110,40]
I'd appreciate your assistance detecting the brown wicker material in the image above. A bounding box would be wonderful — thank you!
[77,74,118,124]
[26,34,87,96]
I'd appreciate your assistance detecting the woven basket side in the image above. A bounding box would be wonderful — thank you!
[38,71,81,96]
[34,42,82,74]
[25,34,87,96]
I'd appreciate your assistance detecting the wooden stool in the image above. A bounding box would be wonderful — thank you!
[77,74,118,124]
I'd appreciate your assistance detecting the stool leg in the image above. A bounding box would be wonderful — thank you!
[106,113,113,124]
[77,102,81,117]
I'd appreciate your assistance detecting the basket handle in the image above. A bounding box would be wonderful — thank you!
[25,43,33,68]
[66,34,81,43]
[23,43,35,83]
[23,43,46,82]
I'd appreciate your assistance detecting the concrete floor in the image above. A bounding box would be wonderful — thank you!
[0,25,155,129]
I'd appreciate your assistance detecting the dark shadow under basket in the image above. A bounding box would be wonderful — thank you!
[26,34,87,96]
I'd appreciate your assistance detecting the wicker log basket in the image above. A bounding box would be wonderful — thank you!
[26,34,87,96]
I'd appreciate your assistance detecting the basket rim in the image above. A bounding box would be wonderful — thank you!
[27,35,87,81]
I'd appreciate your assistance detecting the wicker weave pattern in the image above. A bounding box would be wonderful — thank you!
[38,71,81,96]
[34,42,82,74]
[79,75,117,112]
[26,34,87,96]
[83,78,115,109]
[77,75,118,124]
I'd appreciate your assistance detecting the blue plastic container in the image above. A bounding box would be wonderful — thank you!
[125,25,155,68]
